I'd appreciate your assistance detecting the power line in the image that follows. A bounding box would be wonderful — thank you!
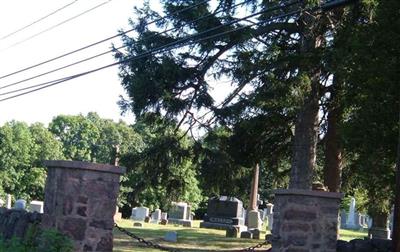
[0,0,304,102]
[0,0,79,40]
[0,0,112,52]
[0,0,211,80]
[0,0,252,90]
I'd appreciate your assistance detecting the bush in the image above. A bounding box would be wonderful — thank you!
[0,228,73,252]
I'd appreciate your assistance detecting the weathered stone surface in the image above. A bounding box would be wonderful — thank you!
[336,238,392,252]
[271,189,342,252]
[42,160,125,252]
[62,217,87,241]
[96,236,113,251]
[0,208,42,240]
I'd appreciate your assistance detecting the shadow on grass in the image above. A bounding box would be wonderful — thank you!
[113,220,271,251]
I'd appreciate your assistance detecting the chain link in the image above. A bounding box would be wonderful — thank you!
[114,222,271,252]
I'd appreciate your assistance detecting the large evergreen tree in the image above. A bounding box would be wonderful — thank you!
[115,0,351,190]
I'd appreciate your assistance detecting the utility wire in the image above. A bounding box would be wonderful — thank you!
[1,0,112,52]
[0,0,211,80]
[0,0,305,102]
[0,0,79,40]
[0,0,252,90]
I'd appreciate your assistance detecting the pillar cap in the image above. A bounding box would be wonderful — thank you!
[43,160,126,175]
[274,189,342,199]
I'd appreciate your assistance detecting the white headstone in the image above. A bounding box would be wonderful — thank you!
[150,209,162,223]
[346,197,356,228]
[247,210,262,230]
[0,198,4,207]
[161,212,168,220]
[14,199,26,210]
[131,207,149,221]
[29,200,43,213]
[266,203,274,215]
[6,194,12,209]
[169,202,188,220]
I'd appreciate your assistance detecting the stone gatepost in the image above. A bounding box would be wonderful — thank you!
[42,160,126,251]
[271,189,342,252]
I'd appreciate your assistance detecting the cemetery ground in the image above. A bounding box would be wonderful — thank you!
[112,219,368,252]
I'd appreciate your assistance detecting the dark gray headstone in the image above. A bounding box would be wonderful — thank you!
[206,196,243,218]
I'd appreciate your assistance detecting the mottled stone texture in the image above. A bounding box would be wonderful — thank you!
[42,160,125,252]
[0,208,42,240]
[271,189,342,252]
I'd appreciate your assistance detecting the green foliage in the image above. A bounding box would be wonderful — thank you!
[0,228,72,252]
[0,122,62,201]
[339,0,399,215]
[121,114,203,211]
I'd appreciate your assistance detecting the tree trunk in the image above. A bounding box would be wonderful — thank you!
[392,110,400,252]
[289,12,322,190]
[323,77,343,192]
[289,81,320,190]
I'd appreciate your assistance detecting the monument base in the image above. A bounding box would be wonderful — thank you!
[200,221,247,232]
[168,218,192,227]
[271,189,342,252]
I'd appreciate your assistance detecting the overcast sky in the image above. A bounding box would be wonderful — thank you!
[0,0,140,125]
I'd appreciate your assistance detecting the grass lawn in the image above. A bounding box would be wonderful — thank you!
[113,219,367,251]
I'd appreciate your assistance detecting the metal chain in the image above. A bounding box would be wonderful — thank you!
[114,223,179,251]
[240,240,270,251]
[114,222,271,252]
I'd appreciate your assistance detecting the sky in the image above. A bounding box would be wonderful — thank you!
[0,0,141,125]
[0,0,235,127]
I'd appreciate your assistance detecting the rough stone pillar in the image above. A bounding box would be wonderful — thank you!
[271,189,342,252]
[42,160,125,252]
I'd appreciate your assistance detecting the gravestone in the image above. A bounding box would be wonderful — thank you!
[150,209,161,224]
[0,199,4,207]
[168,202,192,226]
[265,203,274,231]
[259,209,266,221]
[240,231,252,239]
[200,196,246,232]
[247,210,262,230]
[164,231,178,242]
[340,210,347,228]
[226,226,240,238]
[14,199,26,210]
[250,228,260,239]
[345,197,358,229]
[161,212,168,221]
[29,200,43,213]
[266,203,274,215]
[6,194,11,209]
[131,207,149,221]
